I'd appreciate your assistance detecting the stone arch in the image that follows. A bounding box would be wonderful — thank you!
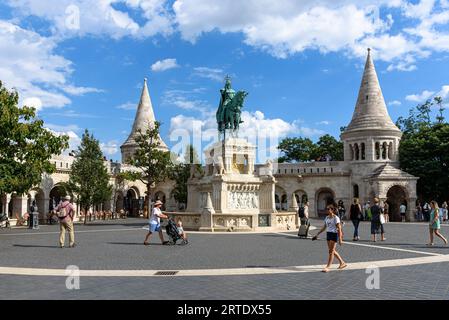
[115,191,125,212]
[30,188,45,217]
[361,143,366,160]
[382,142,388,160]
[275,186,287,211]
[49,184,68,212]
[315,188,336,217]
[125,187,141,217]
[8,194,19,218]
[293,190,308,207]
[375,142,381,160]
[353,184,359,199]
[386,185,409,222]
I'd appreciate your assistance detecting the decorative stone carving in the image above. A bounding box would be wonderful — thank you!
[227,192,259,209]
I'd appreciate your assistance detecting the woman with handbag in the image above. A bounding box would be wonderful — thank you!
[370,198,386,242]
[349,198,363,241]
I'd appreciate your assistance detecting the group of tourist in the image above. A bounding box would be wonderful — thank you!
[415,201,448,223]
[348,198,387,242]
[312,196,448,272]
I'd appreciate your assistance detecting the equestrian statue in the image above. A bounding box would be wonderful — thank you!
[216,76,248,138]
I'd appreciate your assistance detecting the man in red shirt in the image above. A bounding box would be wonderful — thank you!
[54,195,76,248]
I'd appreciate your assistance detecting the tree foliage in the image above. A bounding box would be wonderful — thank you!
[123,121,173,212]
[66,129,112,224]
[397,97,449,202]
[0,81,69,196]
[169,144,203,207]
[277,134,343,163]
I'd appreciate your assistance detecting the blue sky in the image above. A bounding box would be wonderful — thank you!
[1,0,448,162]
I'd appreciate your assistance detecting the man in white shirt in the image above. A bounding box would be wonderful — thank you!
[144,200,169,245]
[400,203,407,222]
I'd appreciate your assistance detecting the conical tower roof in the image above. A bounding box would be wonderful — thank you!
[343,49,401,136]
[121,79,168,157]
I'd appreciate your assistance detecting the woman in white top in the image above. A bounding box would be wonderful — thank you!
[313,203,347,273]
[144,200,169,246]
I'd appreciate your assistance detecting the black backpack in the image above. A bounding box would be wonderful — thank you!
[298,207,305,218]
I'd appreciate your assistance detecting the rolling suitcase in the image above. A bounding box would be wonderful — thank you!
[298,218,310,238]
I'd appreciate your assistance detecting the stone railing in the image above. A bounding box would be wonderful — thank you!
[255,161,347,176]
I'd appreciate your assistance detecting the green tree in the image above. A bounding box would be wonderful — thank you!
[277,134,343,162]
[66,130,112,224]
[315,134,344,161]
[398,97,449,202]
[170,145,203,208]
[123,121,173,216]
[277,137,317,162]
[0,81,69,197]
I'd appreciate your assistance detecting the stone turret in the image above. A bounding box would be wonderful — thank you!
[341,49,402,164]
[120,78,168,162]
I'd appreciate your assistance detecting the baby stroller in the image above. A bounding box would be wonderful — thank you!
[165,218,183,245]
[0,213,11,230]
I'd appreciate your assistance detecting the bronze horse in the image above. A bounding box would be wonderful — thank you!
[218,90,248,134]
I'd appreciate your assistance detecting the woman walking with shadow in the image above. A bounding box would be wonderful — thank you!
[313,203,347,273]
[427,200,448,246]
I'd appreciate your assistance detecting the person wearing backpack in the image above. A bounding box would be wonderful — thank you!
[298,201,309,219]
[53,195,76,248]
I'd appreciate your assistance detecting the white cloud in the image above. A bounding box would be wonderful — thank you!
[23,97,43,111]
[388,100,402,106]
[6,0,449,73]
[169,109,326,162]
[0,20,103,110]
[151,58,179,72]
[100,140,119,155]
[116,102,136,110]
[62,85,104,96]
[406,90,435,102]
[438,85,449,99]
[162,89,210,112]
[192,67,225,82]
[0,20,71,108]
[45,126,81,154]
[6,0,173,39]
[45,123,81,132]
[316,120,331,125]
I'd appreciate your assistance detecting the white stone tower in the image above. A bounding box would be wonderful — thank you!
[341,48,402,164]
[120,78,168,162]
[340,49,417,213]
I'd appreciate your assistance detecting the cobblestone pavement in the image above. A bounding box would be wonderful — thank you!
[1,218,449,299]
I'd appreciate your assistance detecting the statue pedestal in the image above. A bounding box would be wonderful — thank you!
[189,138,277,231]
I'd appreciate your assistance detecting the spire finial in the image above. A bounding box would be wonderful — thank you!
[367,48,371,53]
[144,77,148,83]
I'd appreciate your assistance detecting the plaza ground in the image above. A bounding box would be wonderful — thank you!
[1,218,449,299]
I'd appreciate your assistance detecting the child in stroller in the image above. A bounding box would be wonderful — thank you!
[165,218,188,245]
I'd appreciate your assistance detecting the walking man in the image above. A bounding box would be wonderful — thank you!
[54,195,76,248]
